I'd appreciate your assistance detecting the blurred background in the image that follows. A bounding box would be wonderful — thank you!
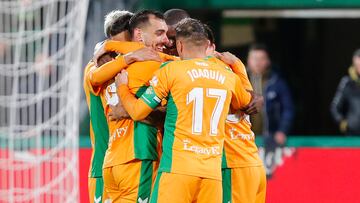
[1,0,360,202]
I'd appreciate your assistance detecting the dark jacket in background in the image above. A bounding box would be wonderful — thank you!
[331,67,360,135]
[250,69,295,149]
[263,71,295,136]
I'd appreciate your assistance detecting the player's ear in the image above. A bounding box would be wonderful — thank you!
[133,28,143,42]
[176,40,183,56]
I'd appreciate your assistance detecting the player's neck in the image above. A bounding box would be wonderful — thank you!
[181,51,207,60]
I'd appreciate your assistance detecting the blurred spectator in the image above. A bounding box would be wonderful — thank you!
[331,49,360,135]
[247,43,295,176]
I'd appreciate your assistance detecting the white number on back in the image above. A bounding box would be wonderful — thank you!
[187,88,227,136]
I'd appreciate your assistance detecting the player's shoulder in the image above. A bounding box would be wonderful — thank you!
[205,56,234,73]
[84,61,95,73]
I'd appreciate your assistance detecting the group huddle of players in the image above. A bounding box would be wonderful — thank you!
[83,8,266,203]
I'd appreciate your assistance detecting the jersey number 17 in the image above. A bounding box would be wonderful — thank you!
[187,88,227,136]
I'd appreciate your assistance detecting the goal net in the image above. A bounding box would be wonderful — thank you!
[0,0,88,202]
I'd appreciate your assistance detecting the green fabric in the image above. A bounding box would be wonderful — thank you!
[159,61,172,69]
[134,121,158,160]
[150,172,162,203]
[159,93,177,172]
[139,0,360,10]
[137,160,154,203]
[221,148,228,169]
[140,86,161,109]
[89,93,109,178]
[94,177,105,203]
[222,168,232,203]
[134,88,159,160]
[79,135,360,148]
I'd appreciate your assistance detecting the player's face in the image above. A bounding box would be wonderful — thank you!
[164,25,178,55]
[247,50,270,75]
[353,56,360,74]
[141,17,169,52]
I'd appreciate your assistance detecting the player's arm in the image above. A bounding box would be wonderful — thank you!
[231,75,253,111]
[90,48,162,87]
[84,62,102,96]
[214,51,252,90]
[215,51,263,114]
[115,66,170,121]
[99,40,178,62]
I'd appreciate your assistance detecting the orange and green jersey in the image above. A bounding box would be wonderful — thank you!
[88,41,176,168]
[209,57,262,168]
[83,61,109,178]
[118,58,252,180]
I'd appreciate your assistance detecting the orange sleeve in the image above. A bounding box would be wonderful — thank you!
[231,75,252,110]
[230,60,253,91]
[117,65,171,120]
[117,85,154,121]
[159,53,179,61]
[104,40,144,54]
[84,62,101,96]
[89,55,127,86]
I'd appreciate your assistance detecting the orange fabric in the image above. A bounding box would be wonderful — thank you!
[89,55,128,87]
[209,57,263,168]
[118,85,153,120]
[103,40,179,61]
[229,166,266,203]
[103,160,157,203]
[118,58,251,180]
[95,45,170,168]
[88,177,110,203]
[89,41,178,91]
[153,172,222,203]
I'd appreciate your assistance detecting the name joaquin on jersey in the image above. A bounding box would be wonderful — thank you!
[187,67,226,84]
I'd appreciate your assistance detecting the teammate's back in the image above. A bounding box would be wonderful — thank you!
[154,58,249,179]
[116,18,252,203]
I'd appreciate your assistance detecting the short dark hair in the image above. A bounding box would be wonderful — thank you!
[164,9,190,26]
[175,18,208,47]
[249,43,269,54]
[203,24,215,44]
[353,48,360,58]
[129,10,164,37]
[104,10,133,38]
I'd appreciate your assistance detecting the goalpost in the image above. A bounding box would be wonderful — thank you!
[0,0,88,202]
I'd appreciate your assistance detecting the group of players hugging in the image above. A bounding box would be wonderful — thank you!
[83,8,266,203]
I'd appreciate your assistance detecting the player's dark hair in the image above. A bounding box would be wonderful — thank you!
[128,10,165,37]
[104,11,133,38]
[203,24,215,45]
[249,43,269,54]
[353,48,360,58]
[164,9,190,26]
[175,18,208,47]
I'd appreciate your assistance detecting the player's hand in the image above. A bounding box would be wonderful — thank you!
[214,51,239,66]
[124,47,161,65]
[274,131,287,146]
[108,103,129,121]
[243,91,264,115]
[115,70,128,87]
[93,41,108,67]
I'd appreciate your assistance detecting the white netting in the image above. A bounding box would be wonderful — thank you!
[0,0,88,202]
